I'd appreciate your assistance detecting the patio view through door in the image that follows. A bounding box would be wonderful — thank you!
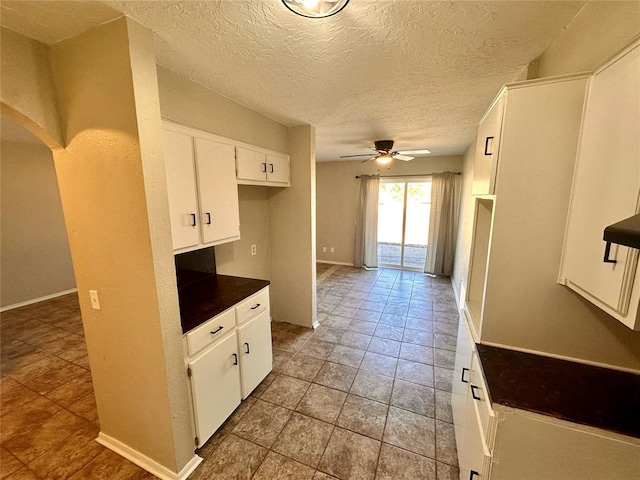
[377,178,432,270]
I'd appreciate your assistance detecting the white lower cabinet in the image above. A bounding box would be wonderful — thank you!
[188,332,241,446]
[237,309,273,399]
[185,286,272,448]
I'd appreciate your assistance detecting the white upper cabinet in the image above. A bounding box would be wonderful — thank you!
[559,42,640,330]
[473,96,505,196]
[194,138,240,245]
[162,129,201,251]
[163,123,240,253]
[236,146,290,187]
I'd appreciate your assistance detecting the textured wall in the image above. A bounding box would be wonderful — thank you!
[1,139,76,307]
[316,156,464,266]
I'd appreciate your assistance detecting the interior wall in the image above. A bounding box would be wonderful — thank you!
[269,125,316,327]
[216,185,271,280]
[450,143,476,303]
[50,17,192,473]
[537,1,640,77]
[157,66,289,280]
[316,156,464,265]
[0,138,76,307]
[0,27,63,148]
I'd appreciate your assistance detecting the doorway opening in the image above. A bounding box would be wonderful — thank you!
[377,177,432,271]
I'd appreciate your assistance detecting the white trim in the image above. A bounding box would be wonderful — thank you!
[0,288,78,312]
[316,260,354,266]
[479,341,640,375]
[96,432,203,480]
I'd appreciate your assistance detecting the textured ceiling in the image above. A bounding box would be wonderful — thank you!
[1,1,586,161]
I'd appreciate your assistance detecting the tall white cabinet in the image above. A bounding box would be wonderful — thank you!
[559,42,640,330]
[162,123,241,253]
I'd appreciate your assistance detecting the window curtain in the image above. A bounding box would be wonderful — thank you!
[425,172,459,276]
[354,175,380,268]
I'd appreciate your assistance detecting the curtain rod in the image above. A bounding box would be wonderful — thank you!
[354,172,461,179]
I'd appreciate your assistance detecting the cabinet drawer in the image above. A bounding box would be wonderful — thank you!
[470,353,497,450]
[236,288,270,325]
[186,308,236,356]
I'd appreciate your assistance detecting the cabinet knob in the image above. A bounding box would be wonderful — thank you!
[461,367,469,383]
[191,213,197,227]
[244,342,250,354]
[471,384,481,401]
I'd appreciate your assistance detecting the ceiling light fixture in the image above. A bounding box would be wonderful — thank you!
[281,0,349,18]
[376,153,393,165]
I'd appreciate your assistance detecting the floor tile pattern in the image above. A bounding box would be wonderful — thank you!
[1,265,460,479]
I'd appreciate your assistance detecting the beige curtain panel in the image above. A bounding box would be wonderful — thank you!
[425,172,459,276]
[354,175,380,268]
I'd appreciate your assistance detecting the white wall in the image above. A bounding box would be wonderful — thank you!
[0,136,76,308]
[316,156,464,265]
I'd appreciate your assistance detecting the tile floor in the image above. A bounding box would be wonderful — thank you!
[0,264,460,479]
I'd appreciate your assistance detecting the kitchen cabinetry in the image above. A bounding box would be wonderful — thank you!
[473,96,505,195]
[185,286,272,447]
[462,74,589,340]
[162,123,240,253]
[452,312,640,480]
[559,42,640,330]
[236,146,290,187]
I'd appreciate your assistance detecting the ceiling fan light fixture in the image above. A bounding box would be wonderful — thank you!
[376,153,393,165]
[281,0,349,18]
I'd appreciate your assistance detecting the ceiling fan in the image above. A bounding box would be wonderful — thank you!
[340,140,431,164]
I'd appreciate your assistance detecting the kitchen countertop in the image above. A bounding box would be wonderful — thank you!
[477,344,640,439]
[178,274,270,334]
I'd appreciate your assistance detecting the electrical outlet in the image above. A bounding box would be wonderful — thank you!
[322,247,327,252]
[251,244,257,256]
[89,290,101,310]
[330,247,335,253]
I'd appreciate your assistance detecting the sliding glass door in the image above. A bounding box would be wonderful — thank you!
[377,178,431,270]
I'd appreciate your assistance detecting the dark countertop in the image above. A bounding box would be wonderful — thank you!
[178,274,270,334]
[477,344,640,439]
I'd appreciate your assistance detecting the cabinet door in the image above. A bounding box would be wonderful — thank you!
[452,312,473,436]
[188,333,241,445]
[237,309,273,399]
[560,43,640,329]
[473,96,505,195]
[162,129,200,250]
[236,147,267,183]
[266,154,290,186]
[194,138,241,245]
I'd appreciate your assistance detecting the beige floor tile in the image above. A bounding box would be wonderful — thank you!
[336,394,388,440]
[280,354,325,382]
[347,320,377,336]
[374,324,404,341]
[67,448,154,479]
[318,427,380,480]
[338,330,372,350]
[350,370,394,404]
[1,396,62,443]
[0,378,40,414]
[402,328,434,347]
[367,337,401,357]
[311,326,344,343]
[5,467,40,480]
[435,390,454,423]
[260,374,310,409]
[250,371,278,398]
[383,406,436,458]
[391,380,436,417]
[434,366,454,392]
[272,413,334,468]
[359,351,398,377]
[303,339,336,360]
[252,451,315,480]
[272,348,295,372]
[399,343,434,365]
[395,359,434,387]
[323,315,352,330]
[68,393,98,422]
[1,447,24,479]
[434,348,456,369]
[312,362,357,392]
[376,443,437,480]
[190,434,267,480]
[232,399,291,448]
[436,420,459,466]
[44,371,94,408]
[327,345,365,368]
[436,461,460,480]
[296,383,347,424]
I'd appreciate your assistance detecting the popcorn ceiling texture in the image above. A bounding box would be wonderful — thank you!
[1,0,585,160]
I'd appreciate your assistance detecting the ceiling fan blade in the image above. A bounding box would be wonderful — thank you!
[397,149,431,155]
[340,154,377,158]
[360,156,376,163]
[393,154,414,161]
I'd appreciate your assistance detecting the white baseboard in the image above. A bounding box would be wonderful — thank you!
[0,288,78,312]
[96,432,203,480]
[316,260,355,266]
